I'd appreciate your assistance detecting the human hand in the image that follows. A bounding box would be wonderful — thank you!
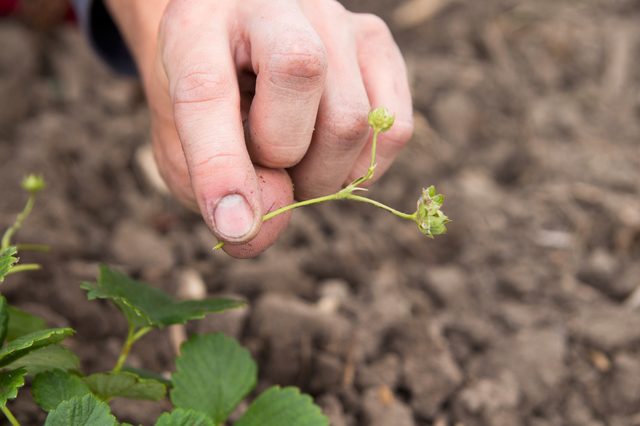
[106,0,413,258]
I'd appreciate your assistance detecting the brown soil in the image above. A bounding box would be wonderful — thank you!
[1,0,640,425]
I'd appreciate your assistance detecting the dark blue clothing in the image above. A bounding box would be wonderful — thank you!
[72,0,136,75]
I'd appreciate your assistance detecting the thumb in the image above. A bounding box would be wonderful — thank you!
[160,3,262,243]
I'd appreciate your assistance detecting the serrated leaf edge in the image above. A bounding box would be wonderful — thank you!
[0,328,75,367]
[171,333,257,424]
[0,367,27,405]
[236,386,329,426]
[0,246,19,283]
[44,394,117,426]
[83,371,167,401]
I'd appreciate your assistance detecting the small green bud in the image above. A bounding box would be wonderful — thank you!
[21,174,45,194]
[368,107,395,133]
[415,185,450,238]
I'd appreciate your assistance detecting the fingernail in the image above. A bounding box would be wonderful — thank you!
[213,194,256,240]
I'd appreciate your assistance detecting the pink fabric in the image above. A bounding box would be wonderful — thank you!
[0,0,75,21]
[0,0,18,16]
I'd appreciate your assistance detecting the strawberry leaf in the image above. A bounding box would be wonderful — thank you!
[121,366,172,387]
[0,368,27,406]
[235,386,329,426]
[0,296,8,344]
[0,328,74,368]
[171,333,257,424]
[33,370,92,412]
[44,394,117,426]
[84,372,166,401]
[81,266,244,328]
[155,409,214,426]
[6,306,47,341]
[0,246,18,283]
[6,345,80,375]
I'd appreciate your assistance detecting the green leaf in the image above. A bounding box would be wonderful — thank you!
[81,266,245,328]
[0,328,74,367]
[84,372,166,401]
[171,333,257,424]
[33,370,92,412]
[155,409,214,426]
[7,345,80,375]
[122,366,172,387]
[235,387,329,426]
[44,394,117,426]
[0,246,18,283]
[0,368,27,406]
[0,296,9,344]
[6,306,47,341]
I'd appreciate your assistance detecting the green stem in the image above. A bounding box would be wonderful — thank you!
[1,405,20,426]
[112,326,151,373]
[262,193,339,221]
[15,243,50,253]
[1,195,35,250]
[132,327,151,341]
[345,194,416,220]
[214,194,344,250]
[369,129,380,173]
[5,264,41,276]
[214,191,416,250]
[347,129,380,189]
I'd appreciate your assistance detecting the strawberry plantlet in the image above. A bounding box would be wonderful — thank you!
[0,176,75,426]
[30,267,330,426]
[1,178,329,426]
[214,107,450,250]
[68,269,330,425]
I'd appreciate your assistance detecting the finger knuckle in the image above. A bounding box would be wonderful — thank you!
[173,68,236,108]
[255,142,306,168]
[267,40,328,91]
[191,151,242,174]
[249,121,310,168]
[327,104,371,145]
[357,13,393,40]
[324,0,346,13]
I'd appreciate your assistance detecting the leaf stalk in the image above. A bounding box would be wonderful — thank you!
[1,405,20,426]
[1,194,35,250]
[5,264,41,276]
[112,325,151,373]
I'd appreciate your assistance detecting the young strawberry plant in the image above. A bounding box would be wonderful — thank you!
[36,266,329,426]
[214,107,450,250]
[0,175,76,426]
[2,177,330,425]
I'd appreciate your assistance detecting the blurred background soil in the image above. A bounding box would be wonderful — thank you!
[1,0,640,424]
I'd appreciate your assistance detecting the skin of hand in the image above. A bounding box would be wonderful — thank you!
[105,0,413,258]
